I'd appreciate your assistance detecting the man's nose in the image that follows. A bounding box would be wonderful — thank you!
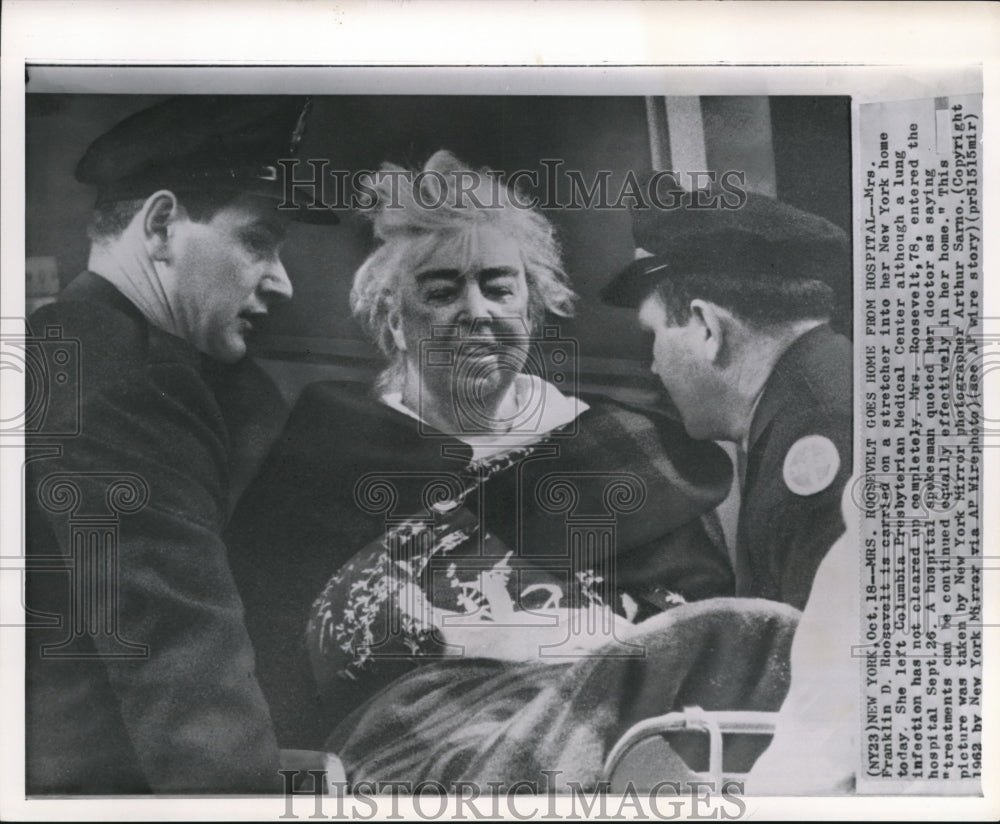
[261,257,293,302]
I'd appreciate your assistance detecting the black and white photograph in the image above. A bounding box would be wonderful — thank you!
[1,2,995,821]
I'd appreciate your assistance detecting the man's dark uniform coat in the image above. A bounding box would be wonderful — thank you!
[25,272,288,793]
[735,323,853,610]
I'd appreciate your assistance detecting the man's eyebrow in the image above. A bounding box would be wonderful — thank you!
[416,269,462,284]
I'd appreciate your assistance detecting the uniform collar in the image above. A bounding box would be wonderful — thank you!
[61,270,214,373]
[747,323,840,452]
[60,270,146,323]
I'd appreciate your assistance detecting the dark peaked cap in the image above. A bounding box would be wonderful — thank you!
[601,189,849,308]
[75,95,337,224]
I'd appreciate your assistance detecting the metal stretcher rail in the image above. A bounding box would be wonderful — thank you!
[602,705,777,785]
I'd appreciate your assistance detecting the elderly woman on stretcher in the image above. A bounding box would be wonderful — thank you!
[227,151,799,791]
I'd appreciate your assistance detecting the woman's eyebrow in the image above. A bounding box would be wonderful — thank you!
[479,266,520,279]
[415,268,462,284]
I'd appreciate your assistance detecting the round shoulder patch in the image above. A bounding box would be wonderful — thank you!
[782,434,841,496]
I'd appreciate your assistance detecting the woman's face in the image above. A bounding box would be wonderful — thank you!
[389,224,533,428]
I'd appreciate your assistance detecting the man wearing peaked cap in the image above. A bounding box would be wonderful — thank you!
[25,95,339,794]
[602,190,852,612]
[74,95,337,225]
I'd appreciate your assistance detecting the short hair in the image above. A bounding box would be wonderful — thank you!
[652,271,835,329]
[86,188,242,244]
[351,150,577,392]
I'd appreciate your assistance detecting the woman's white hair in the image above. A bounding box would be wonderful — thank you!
[350,150,577,392]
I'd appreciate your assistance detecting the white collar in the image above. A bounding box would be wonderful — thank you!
[382,374,589,460]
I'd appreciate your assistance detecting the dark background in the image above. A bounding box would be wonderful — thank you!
[26,94,851,399]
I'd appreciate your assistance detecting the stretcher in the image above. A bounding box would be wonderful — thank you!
[290,706,779,796]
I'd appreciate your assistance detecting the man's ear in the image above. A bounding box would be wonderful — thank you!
[141,190,181,262]
[689,299,728,364]
[386,297,407,352]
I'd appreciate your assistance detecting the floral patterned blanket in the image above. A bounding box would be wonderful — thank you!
[304,436,799,791]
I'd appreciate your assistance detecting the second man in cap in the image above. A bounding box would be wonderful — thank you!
[603,188,853,611]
